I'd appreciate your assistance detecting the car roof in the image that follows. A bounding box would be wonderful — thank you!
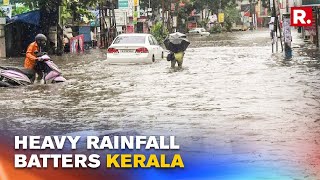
[117,33,151,37]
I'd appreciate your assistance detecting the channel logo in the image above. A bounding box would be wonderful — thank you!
[290,7,313,26]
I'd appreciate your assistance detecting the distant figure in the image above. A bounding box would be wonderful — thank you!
[91,31,97,47]
[122,25,127,33]
[63,35,70,52]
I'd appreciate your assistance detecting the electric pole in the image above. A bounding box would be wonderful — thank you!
[162,0,165,33]
[57,0,63,55]
[250,0,253,30]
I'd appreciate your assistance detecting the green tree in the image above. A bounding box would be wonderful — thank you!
[0,9,5,17]
[174,1,194,32]
[224,3,240,31]
[151,22,168,44]
[12,6,31,16]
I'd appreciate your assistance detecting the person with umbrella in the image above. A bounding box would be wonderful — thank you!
[164,32,190,69]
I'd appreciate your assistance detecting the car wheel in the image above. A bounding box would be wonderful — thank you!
[152,55,155,62]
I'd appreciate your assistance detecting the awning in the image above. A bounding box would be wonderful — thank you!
[7,10,40,26]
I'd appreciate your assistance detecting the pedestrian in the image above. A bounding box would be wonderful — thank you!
[63,35,70,52]
[91,30,97,48]
[122,25,127,34]
[168,51,185,69]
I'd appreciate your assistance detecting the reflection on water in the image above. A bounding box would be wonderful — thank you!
[0,30,319,178]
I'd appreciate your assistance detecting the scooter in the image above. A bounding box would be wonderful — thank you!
[0,53,66,87]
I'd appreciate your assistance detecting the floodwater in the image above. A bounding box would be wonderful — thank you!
[0,29,320,178]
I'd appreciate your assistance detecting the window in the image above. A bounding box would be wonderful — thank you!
[151,36,159,45]
[113,36,146,44]
[148,36,155,45]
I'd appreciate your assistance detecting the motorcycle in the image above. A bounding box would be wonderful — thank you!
[0,53,66,87]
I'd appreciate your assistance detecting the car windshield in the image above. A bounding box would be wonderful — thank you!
[113,36,146,44]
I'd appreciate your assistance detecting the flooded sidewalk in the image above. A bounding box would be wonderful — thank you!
[0,29,319,178]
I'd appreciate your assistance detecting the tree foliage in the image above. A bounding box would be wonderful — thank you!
[10,0,100,24]
[151,22,168,44]
[0,9,5,17]
[12,6,31,16]
[191,0,236,14]
[224,3,240,31]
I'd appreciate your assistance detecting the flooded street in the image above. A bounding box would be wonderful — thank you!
[1,29,320,178]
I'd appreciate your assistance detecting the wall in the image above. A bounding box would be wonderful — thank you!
[0,18,5,58]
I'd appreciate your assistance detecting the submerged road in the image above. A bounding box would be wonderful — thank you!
[0,29,320,178]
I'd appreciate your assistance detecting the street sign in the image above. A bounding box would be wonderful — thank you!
[114,9,127,26]
[302,0,320,5]
[218,13,224,23]
[134,0,139,6]
[119,0,129,9]
[128,0,133,17]
[2,0,9,5]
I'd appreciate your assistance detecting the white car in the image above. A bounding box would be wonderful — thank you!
[188,28,210,36]
[107,33,164,64]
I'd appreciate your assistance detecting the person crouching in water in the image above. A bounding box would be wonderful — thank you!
[24,34,47,82]
[168,51,185,69]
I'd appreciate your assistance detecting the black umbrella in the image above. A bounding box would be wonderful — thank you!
[164,36,190,53]
[169,32,187,38]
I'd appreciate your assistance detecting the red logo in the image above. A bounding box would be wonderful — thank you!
[291,7,313,26]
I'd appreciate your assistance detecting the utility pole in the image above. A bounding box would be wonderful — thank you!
[162,0,165,33]
[57,0,63,55]
[272,0,278,51]
[271,0,283,53]
[316,7,319,47]
[250,0,253,30]
[168,0,172,33]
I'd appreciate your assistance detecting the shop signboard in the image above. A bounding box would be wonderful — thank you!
[70,35,85,53]
[119,0,128,9]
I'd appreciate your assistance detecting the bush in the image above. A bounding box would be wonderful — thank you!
[209,24,222,34]
[151,22,169,45]
[224,4,241,32]
[199,20,208,29]
[221,26,227,32]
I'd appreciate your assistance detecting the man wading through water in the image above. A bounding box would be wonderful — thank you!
[164,32,190,69]
[168,51,185,68]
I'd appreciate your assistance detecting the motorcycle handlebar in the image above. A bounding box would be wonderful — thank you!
[34,51,48,57]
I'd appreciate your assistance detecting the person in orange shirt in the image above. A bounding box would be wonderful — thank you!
[24,34,47,82]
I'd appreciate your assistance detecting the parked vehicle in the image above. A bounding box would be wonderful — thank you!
[0,53,66,87]
[188,28,210,36]
[107,34,164,64]
[231,25,249,31]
